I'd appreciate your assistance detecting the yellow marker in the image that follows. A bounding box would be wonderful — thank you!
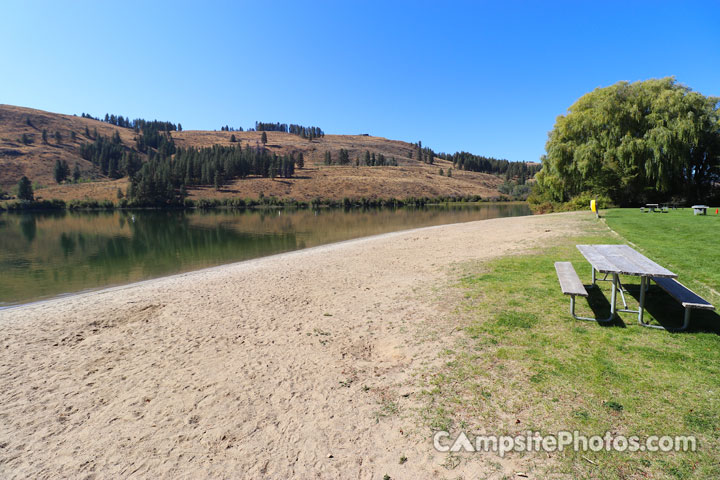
[590,199,596,213]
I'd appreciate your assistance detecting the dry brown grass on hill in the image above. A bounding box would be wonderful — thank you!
[0,104,139,190]
[0,104,506,202]
[189,163,502,201]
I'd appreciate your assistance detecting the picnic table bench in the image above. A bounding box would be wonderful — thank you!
[650,277,715,331]
[554,262,596,321]
[554,245,715,331]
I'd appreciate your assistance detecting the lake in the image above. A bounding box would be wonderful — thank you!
[0,203,531,307]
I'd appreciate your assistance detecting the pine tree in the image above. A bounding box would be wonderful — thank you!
[54,160,65,183]
[54,131,62,143]
[17,176,34,201]
[73,163,81,182]
[230,134,236,142]
[42,129,48,144]
[297,152,304,169]
[261,131,268,145]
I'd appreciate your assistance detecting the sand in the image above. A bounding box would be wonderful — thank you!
[0,212,586,479]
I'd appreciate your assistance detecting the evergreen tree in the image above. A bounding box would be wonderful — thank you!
[261,131,268,145]
[230,134,236,142]
[70,131,77,141]
[54,131,62,143]
[73,163,81,182]
[297,152,304,169]
[42,129,48,144]
[54,159,65,183]
[17,176,33,201]
[324,150,332,165]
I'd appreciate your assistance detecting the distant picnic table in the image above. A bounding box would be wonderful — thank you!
[692,205,709,215]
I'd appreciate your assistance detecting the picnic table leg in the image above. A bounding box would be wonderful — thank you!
[591,267,596,287]
[637,276,647,325]
[609,273,618,319]
[569,270,615,323]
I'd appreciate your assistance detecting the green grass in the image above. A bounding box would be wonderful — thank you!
[604,208,720,304]
[419,209,720,479]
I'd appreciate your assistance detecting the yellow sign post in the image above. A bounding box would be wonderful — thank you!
[590,199,598,218]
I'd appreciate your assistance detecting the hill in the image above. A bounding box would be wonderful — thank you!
[0,104,511,202]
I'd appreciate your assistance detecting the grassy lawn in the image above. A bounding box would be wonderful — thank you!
[604,208,720,305]
[420,209,720,479]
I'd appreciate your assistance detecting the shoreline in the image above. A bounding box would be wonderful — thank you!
[0,206,533,313]
[0,212,586,478]
[0,220,473,314]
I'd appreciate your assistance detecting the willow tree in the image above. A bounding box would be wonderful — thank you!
[535,78,720,205]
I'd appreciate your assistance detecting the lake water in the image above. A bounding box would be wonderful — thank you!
[0,203,531,307]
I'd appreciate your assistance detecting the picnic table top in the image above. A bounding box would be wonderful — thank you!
[691,205,709,209]
[645,203,659,207]
[576,244,677,278]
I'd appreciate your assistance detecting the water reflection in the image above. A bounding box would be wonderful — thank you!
[0,203,531,306]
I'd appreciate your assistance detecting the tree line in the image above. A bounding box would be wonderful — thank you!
[81,112,181,132]
[127,144,296,205]
[255,121,325,139]
[437,151,539,181]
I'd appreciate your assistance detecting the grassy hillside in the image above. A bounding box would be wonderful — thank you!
[0,104,506,202]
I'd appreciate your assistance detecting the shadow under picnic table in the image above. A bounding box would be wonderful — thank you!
[579,284,628,328]
[622,283,720,334]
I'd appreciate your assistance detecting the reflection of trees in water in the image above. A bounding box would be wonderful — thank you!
[19,215,37,243]
[0,204,531,305]
[60,232,76,257]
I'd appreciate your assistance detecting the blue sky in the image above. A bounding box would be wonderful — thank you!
[1,1,718,162]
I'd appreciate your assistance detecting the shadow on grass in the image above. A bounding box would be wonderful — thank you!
[580,285,628,328]
[621,284,720,334]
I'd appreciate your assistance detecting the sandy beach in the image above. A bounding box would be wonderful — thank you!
[0,212,586,479]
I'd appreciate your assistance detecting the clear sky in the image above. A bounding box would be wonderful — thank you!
[1,1,718,163]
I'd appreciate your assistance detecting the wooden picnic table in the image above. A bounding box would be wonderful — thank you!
[576,244,676,324]
[645,203,659,212]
